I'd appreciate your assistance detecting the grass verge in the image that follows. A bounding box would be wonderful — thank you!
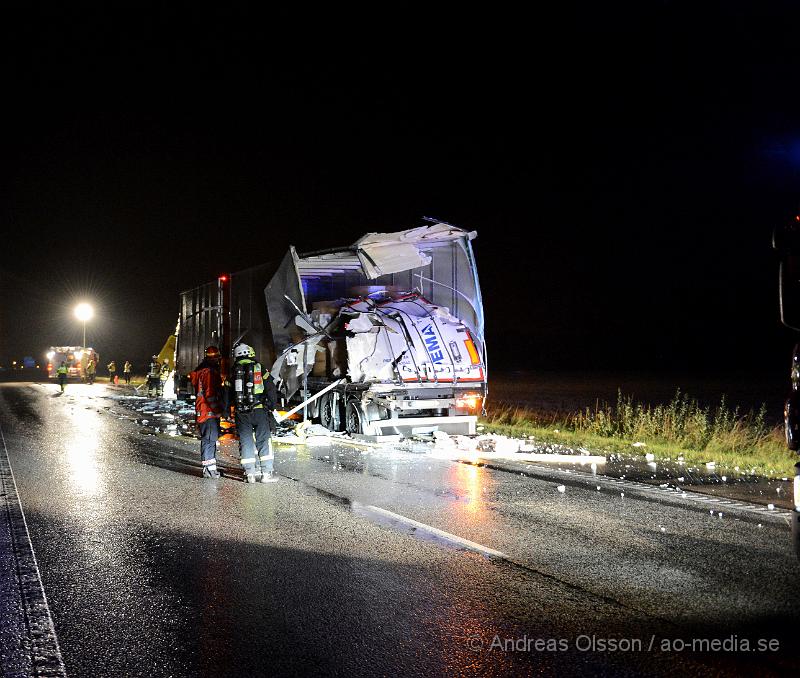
[481,390,798,479]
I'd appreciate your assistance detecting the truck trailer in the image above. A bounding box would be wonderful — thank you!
[175,219,487,437]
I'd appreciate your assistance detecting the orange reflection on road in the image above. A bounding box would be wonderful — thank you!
[451,461,483,516]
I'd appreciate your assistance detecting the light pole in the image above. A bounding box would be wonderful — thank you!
[74,303,94,347]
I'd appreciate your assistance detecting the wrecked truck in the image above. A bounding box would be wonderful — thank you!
[174,219,487,437]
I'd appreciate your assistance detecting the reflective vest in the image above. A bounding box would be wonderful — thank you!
[233,359,265,411]
[86,360,96,374]
[57,365,68,376]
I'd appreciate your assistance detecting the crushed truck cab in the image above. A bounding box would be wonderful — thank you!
[267,220,487,437]
[174,219,487,439]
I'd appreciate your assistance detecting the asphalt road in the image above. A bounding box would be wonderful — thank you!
[1,381,799,677]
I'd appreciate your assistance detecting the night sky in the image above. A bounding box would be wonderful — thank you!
[2,4,800,379]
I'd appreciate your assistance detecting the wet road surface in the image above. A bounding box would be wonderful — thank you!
[1,382,799,677]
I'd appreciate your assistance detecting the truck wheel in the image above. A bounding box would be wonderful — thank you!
[345,400,364,435]
[319,392,340,431]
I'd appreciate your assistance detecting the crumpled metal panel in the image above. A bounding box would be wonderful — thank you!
[265,220,487,400]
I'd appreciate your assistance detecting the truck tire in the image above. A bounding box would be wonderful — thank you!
[319,392,340,432]
[345,400,364,435]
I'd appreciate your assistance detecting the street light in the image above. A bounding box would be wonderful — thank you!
[74,303,94,348]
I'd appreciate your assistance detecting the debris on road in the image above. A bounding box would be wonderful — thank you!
[107,389,793,510]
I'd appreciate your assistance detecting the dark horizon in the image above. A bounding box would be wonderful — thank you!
[2,4,800,381]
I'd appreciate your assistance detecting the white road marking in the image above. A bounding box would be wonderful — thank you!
[0,423,68,677]
[353,503,509,559]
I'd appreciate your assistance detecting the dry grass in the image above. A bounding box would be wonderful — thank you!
[482,390,797,477]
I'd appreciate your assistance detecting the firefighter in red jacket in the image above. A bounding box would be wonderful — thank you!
[189,346,225,479]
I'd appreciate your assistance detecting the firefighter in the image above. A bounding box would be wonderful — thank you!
[85,356,96,385]
[107,360,116,384]
[159,360,170,396]
[189,346,225,479]
[56,360,68,393]
[147,356,160,396]
[123,360,132,385]
[230,343,278,483]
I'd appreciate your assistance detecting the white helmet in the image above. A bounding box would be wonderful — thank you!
[233,343,255,359]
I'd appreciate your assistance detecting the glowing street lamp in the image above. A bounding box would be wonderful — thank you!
[74,303,94,348]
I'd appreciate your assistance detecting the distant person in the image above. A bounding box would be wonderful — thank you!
[85,356,96,385]
[57,360,68,393]
[159,361,170,396]
[230,343,278,483]
[147,355,160,397]
[189,346,225,479]
[123,360,132,385]
[107,360,116,384]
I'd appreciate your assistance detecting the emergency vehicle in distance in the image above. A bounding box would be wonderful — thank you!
[46,346,100,381]
[174,218,487,438]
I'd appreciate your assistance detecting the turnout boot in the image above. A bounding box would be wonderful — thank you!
[202,467,221,479]
[245,473,257,484]
[260,472,278,483]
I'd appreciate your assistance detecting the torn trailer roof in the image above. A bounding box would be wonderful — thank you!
[266,220,487,408]
[266,220,485,360]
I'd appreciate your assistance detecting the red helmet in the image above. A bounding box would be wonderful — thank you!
[204,345,221,360]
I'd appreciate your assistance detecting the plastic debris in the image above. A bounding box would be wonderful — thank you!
[477,438,496,453]
[632,442,646,448]
[295,421,335,438]
[557,485,566,493]
[433,430,456,450]
[768,503,775,510]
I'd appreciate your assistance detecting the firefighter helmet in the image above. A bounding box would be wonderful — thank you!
[204,345,221,360]
[233,343,255,359]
